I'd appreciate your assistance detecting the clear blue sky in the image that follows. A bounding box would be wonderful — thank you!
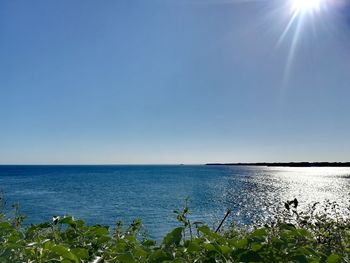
[1,0,349,164]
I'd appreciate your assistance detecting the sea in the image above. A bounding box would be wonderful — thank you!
[0,165,349,240]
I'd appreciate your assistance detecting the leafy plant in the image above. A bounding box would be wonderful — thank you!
[0,197,349,262]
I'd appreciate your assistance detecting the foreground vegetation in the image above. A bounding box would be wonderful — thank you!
[0,198,349,262]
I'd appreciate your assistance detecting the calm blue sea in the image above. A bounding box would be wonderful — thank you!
[0,165,349,239]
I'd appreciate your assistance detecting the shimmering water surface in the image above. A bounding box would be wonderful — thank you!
[0,165,349,239]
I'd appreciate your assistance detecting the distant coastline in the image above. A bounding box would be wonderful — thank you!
[206,162,350,167]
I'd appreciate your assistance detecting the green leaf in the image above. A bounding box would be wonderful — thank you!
[115,240,128,252]
[162,227,183,247]
[203,243,216,252]
[97,235,111,244]
[187,241,201,253]
[220,245,231,254]
[75,219,85,228]
[90,226,109,236]
[251,243,263,252]
[235,238,248,249]
[43,240,55,250]
[149,249,170,262]
[51,245,78,263]
[71,248,89,260]
[197,226,212,236]
[0,222,12,230]
[326,254,342,263]
[118,253,135,263]
[133,247,148,258]
[250,228,267,238]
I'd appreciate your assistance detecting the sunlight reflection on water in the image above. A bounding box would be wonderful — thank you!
[220,167,350,224]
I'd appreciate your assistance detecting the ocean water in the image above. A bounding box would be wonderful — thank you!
[0,165,349,239]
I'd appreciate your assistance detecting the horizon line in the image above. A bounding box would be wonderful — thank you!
[0,161,349,166]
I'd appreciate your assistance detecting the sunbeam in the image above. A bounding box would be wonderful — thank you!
[279,0,330,85]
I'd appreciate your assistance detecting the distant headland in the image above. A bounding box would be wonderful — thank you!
[206,162,350,167]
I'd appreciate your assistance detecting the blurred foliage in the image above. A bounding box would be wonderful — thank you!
[0,195,349,262]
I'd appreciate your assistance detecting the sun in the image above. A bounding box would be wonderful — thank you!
[291,0,323,13]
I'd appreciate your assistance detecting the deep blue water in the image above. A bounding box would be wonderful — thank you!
[0,165,350,239]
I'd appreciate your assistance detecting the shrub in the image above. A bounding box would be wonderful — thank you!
[0,198,349,262]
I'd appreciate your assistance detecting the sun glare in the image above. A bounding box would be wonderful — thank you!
[278,0,331,84]
[291,0,322,13]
